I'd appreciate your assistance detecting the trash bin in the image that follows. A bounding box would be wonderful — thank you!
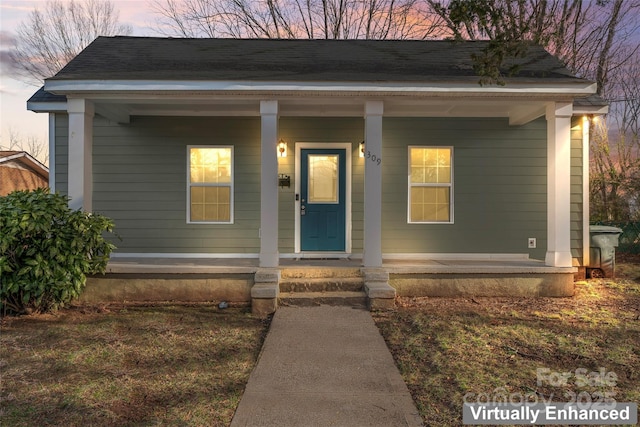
[588,225,623,278]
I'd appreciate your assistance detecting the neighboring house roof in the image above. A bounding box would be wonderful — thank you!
[0,151,49,177]
[0,151,49,196]
[48,37,584,84]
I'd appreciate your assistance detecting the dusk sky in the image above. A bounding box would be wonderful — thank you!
[1,0,153,163]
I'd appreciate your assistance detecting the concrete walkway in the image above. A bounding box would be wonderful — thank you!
[231,306,424,427]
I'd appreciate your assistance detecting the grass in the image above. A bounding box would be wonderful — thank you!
[0,305,270,427]
[373,257,640,425]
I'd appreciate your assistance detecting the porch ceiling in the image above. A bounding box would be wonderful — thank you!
[89,96,552,126]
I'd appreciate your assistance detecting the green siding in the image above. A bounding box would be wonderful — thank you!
[52,113,586,260]
[54,113,68,195]
[571,116,585,264]
[91,116,261,253]
[382,117,548,259]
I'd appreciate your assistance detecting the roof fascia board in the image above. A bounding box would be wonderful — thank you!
[0,153,25,163]
[45,79,597,96]
[573,105,609,116]
[27,101,67,113]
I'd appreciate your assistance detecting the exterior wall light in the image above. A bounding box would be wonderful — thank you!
[278,139,288,157]
[359,141,365,158]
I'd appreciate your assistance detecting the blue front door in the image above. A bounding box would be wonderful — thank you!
[300,149,346,251]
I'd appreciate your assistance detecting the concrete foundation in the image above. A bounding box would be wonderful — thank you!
[390,273,575,297]
[79,258,577,310]
[82,273,253,304]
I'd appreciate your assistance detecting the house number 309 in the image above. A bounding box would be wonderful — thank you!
[365,151,382,165]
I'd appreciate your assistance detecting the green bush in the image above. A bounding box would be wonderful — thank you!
[0,189,116,315]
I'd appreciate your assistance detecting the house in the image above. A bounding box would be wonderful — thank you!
[28,37,608,314]
[0,151,49,196]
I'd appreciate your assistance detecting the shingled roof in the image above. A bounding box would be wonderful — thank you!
[48,36,586,84]
[27,86,67,103]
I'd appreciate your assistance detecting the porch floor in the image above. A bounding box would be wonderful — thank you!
[105,256,575,275]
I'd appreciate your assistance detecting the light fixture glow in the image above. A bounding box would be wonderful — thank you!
[278,139,287,157]
[359,141,365,158]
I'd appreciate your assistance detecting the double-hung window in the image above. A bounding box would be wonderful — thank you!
[188,146,233,223]
[408,146,453,223]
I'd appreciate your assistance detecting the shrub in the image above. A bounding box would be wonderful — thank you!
[0,189,116,315]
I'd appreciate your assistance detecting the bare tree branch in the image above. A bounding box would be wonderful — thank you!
[0,128,48,166]
[151,0,444,40]
[9,0,132,85]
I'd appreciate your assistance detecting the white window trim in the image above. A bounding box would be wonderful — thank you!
[407,145,454,224]
[187,145,234,224]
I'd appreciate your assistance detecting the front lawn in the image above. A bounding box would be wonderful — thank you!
[0,305,269,426]
[373,258,640,425]
[2,259,638,426]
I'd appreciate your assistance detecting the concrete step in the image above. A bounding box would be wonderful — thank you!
[279,291,368,308]
[277,267,369,309]
[280,267,362,279]
[279,277,364,293]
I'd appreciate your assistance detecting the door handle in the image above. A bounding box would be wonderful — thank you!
[300,205,306,216]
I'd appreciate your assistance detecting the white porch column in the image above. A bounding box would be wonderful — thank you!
[48,114,56,192]
[545,102,573,267]
[260,100,279,267]
[363,101,384,267]
[582,116,590,266]
[67,98,94,211]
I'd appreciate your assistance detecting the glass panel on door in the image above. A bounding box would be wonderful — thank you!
[308,154,339,203]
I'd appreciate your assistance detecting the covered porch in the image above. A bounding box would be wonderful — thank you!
[60,97,583,315]
[55,97,582,268]
[41,95,587,315]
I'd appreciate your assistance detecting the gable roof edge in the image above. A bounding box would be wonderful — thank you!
[0,151,49,178]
